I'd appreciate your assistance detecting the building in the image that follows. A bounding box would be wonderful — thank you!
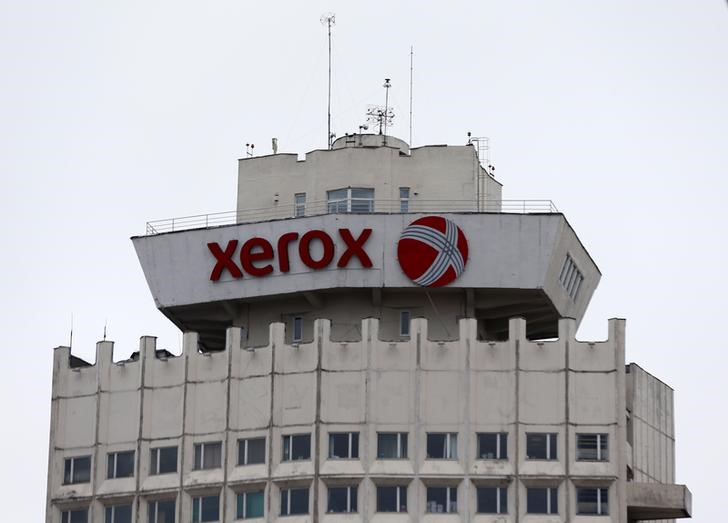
[46,133,691,522]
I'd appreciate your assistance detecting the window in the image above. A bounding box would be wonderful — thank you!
[292,316,303,343]
[377,485,407,513]
[426,432,458,459]
[477,432,507,460]
[282,434,311,461]
[477,487,507,514]
[377,432,407,459]
[280,488,309,516]
[63,456,91,485]
[61,509,88,523]
[328,432,358,459]
[105,505,132,523]
[192,495,219,523]
[399,310,410,337]
[399,187,410,212]
[107,451,134,479]
[294,193,306,217]
[327,188,374,214]
[150,446,177,475]
[238,437,266,466]
[526,433,557,460]
[236,490,264,519]
[328,486,357,513]
[148,499,175,523]
[193,442,222,470]
[577,487,609,515]
[527,487,558,514]
[576,433,609,461]
[426,486,457,513]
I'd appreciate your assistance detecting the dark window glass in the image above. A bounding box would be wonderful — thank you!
[377,486,407,512]
[281,488,309,515]
[192,495,219,522]
[329,432,359,459]
[527,487,558,514]
[283,434,311,461]
[526,433,557,460]
[328,486,357,513]
[151,446,177,475]
[576,434,609,461]
[107,451,134,479]
[194,442,222,470]
[426,487,458,513]
[577,487,609,515]
[238,438,266,465]
[62,509,89,523]
[236,491,264,519]
[426,433,457,459]
[148,500,175,523]
[377,432,407,459]
[477,487,507,514]
[478,433,507,459]
[105,505,132,523]
[64,456,91,484]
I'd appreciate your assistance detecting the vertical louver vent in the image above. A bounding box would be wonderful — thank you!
[559,254,583,300]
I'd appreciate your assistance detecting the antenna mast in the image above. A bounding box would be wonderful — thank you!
[383,78,391,139]
[409,46,413,146]
[320,13,336,149]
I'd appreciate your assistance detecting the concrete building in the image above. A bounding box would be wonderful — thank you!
[46,133,691,522]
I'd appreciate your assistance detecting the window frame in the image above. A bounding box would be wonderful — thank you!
[148,499,176,523]
[327,485,358,514]
[328,432,359,459]
[107,450,135,479]
[426,432,458,460]
[193,441,222,471]
[326,187,374,214]
[526,432,558,460]
[150,446,178,475]
[236,490,265,519]
[399,187,410,212]
[63,455,91,485]
[282,433,311,462]
[576,433,609,462]
[399,310,411,337]
[280,487,309,516]
[526,486,558,515]
[238,437,266,466]
[61,508,88,523]
[191,494,220,523]
[104,504,132,523]
[294,193,306,217]
[377,432,408,459]
[576,487,609,515]
[477,432,508,460]
[426,486,458,514]
[292,316,303,343]
[376,485,408,513]
[476,486,508,514]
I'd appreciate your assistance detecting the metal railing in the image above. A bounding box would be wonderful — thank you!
[145,199,559,235]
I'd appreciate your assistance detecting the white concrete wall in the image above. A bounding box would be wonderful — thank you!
[47,316,628,522]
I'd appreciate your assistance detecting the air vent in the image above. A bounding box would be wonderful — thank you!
[559,254,583,300]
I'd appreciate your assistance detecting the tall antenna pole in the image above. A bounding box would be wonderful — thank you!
[321,13,336,149]
[409,46,413,146]
[383,78,391,140]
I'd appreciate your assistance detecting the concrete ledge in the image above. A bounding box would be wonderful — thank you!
[627,482,692,520]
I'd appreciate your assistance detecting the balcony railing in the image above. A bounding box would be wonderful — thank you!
[144,199,559,235]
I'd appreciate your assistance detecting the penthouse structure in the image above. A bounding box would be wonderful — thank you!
[46,133,691,522]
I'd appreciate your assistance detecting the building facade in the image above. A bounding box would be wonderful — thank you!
[46,134,691,522]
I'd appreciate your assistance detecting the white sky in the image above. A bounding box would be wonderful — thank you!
[1,1,726,520]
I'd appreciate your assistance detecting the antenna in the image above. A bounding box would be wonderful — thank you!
[320,13,336,149]
[245,143,255,157]
[383,78,392,138]
[409,46,413,145]
[69,312,73,348]
[272,137,278,154]
[103,318,107,341]
[365,105,394,136]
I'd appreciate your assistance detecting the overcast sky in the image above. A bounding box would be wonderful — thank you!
[1,1,726,520]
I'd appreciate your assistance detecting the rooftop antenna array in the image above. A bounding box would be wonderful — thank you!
[365,78,394,142]
[245,143,255,157]
[320,13,336,149]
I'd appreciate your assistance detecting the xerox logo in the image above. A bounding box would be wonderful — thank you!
[397,216,469,287]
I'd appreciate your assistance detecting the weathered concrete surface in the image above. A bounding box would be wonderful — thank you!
[627,482,692,521]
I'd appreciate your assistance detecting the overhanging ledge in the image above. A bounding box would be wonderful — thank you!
[627,482,692,521]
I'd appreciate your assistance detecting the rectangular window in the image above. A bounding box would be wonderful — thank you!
[282,434,311,461]
[107,451,135,479]
[280,488,309,516]
[426,486,458,513]
[526,433,557,460]
[148,499,175,523]
[327,188,374,214]
[477,432,507,460]
[399,187,410,212]
[399,310,410,337]
[238,437,266,466]
[527,487,558,514]
[426,432,458,459]
[105,505,132,523]
[192,495,219,523]
[63,456,91,485]
[150,446,177,475]
[577,487,609,515]
[193,442,222,470]
[377,432,408,459]
[236,490,264,519]
[377,485,407,513]
[294,193,306,217]
[328,486,358,513]
[576,433,609,461]
[477,487,507,514]
[328,432,359,459]
[61,509,88,523]
[292,316,303,343]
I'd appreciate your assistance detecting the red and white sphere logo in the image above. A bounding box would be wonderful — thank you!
[397,216,469,287]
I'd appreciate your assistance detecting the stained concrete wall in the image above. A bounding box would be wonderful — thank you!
[47,316,628,522]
